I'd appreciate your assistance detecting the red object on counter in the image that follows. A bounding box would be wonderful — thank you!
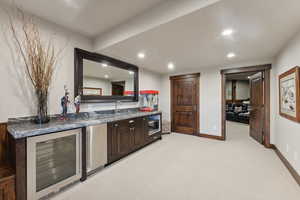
[139,90,159,112]
[139,107,154,112]
[139,90,159,95]
[124,91,134,96]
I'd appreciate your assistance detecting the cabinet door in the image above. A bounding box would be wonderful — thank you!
[132,118,144,148]
[118,120,132,156]
[108,117,154,164]
[107,122,119,163]
[108,120,132,163]
[143,117,150,142]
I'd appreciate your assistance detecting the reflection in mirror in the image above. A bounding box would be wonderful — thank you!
[83,59,135,96]
[74,48,139,102]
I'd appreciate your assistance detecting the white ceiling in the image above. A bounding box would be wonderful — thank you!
[93,0,220,50]
[100,0,300,74]
[83,59,134,81]
[2,0,300,75]
[0,0,166,37]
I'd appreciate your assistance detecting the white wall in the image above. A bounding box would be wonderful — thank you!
[0,6,93,122]
[0,6,162,122]
[83,76,112,95]
[225,80,250,101]
[273,29,300,175]
[160,68,221,136]
[160,58,274,137]
[160,75,171,122]
[225,81,232,100]
[199,68,222,135]
[236,80,250,100]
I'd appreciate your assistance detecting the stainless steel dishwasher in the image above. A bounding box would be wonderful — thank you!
[86,123,108,173]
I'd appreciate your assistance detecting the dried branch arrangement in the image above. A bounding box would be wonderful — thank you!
[8,8,62,123]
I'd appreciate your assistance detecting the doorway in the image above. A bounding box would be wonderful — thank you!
[111,81,125,96]
[170,73,200,135]
[221,64,272,147]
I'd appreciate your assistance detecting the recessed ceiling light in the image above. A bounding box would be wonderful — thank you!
[129,71,134,75]
[104,74,109,79]
[222,29,234,36]
[168,62,175,70]
[137,52,145,59]
[102,63,108,67]
[227,53,236,59]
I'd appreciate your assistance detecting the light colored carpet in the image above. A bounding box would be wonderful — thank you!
[51,121,300,200]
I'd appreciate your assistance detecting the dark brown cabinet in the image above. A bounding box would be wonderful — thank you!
[118,120,132,156]
[107,115,161,164]
[0,165,15,200]
[132,117,146,148]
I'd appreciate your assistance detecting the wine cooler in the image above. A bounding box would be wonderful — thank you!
[27,129,82,200]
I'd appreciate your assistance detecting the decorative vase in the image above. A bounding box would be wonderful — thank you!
[7,9,62,125]
[34,89,50,124]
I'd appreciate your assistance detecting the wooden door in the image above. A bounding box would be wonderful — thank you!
[249,72,264,144]
[170,74,200,135]
[112,81,125,96]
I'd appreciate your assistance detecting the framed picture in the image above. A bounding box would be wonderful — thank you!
[83,87,102,96]
[279,66,300,122]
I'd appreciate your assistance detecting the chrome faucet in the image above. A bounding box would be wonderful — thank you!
[115,101,121,114]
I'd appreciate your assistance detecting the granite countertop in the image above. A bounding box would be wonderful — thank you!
[8,109,161,139]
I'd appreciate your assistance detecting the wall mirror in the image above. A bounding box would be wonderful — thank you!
[74,48,139,103]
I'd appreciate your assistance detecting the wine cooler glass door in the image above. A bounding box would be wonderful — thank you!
[27,129,82,200]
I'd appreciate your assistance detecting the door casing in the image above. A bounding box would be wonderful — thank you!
[220,64,272,148]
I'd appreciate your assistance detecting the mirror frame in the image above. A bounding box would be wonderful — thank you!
[74,48,139,103]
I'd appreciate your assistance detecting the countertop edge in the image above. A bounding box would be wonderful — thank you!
[8,111,162,139]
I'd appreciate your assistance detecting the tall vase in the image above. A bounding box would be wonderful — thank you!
[35,89,50,124]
